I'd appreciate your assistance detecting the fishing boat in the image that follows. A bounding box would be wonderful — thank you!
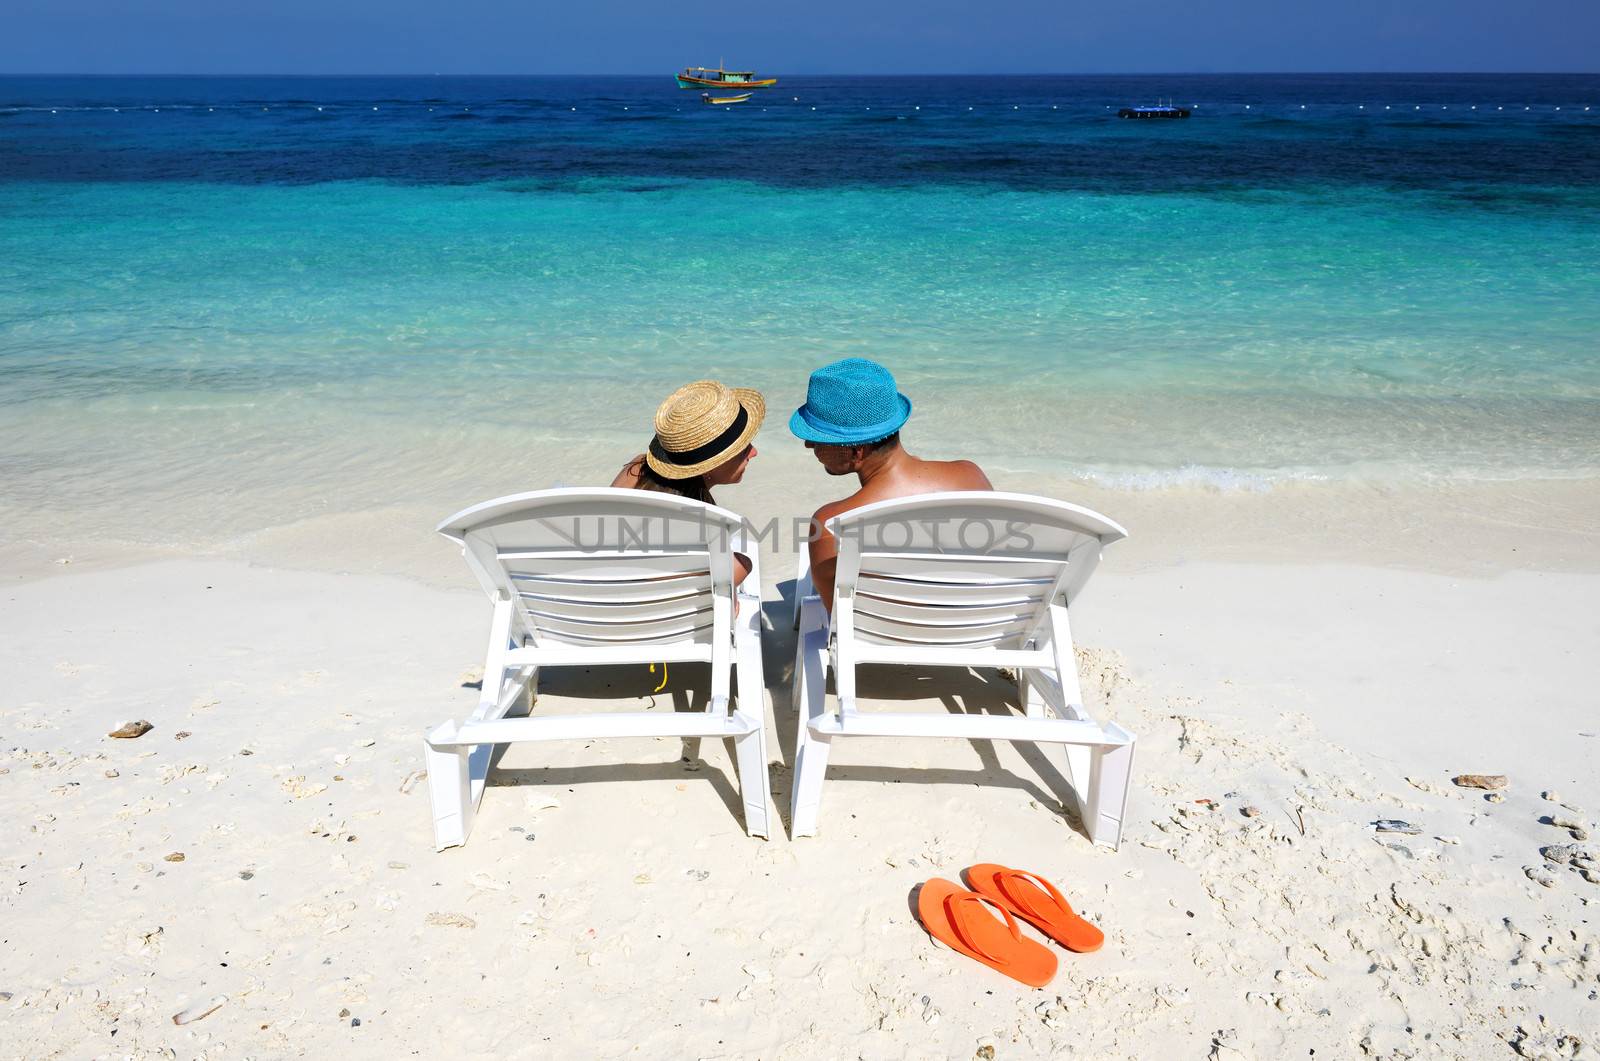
[676,64,777,90]
[701,92,753,105]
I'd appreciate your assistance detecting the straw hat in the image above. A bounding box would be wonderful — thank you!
[646,380,766,480]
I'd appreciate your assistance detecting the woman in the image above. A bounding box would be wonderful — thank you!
[612,379,762,586]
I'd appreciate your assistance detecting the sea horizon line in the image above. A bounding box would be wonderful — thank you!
[2,69,1597,79]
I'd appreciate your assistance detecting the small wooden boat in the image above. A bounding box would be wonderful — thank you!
[677,64,777,90]
[701,92,752,105]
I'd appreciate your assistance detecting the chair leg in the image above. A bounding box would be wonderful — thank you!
[1082,725,1136,850]
[790,601,821,764]
[733,728,771,839]
[1063,742,1092,808]
[734,631,772,839]
[790,729,832,838]
[670,684,702,766]
[789,636,806,727]
[789,604,832,837]
[424,726,472,851]
[791,556,813,630]
[1018,668,1048,718]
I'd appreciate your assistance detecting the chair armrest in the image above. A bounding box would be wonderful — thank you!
[791,560,815,630]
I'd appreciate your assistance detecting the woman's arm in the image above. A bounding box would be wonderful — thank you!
[610,456,646,489]
[806,501,845,614]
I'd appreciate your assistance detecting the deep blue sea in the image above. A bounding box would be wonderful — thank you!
[2,75,1599,542]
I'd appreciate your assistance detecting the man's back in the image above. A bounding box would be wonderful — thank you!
[815,450,991,526]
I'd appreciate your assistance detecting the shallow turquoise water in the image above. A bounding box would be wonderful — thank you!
[2,75,1599,544]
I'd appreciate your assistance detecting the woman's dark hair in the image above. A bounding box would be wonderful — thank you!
[631,458,711,502]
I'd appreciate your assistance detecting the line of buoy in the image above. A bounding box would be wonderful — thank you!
[22,101,1600,119]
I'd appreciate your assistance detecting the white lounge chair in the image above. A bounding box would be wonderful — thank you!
[424,488,771,850]
[789,492,1134,848]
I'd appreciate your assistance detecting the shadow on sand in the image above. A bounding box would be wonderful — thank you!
[474,582,1086,842]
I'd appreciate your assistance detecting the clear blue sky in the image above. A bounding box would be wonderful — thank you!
[5,0,1596,74]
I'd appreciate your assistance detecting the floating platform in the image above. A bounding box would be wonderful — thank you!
[1118,106,1191,120]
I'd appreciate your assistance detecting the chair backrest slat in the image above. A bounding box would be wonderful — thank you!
[862,554,1066,584]
[524,610,714,643]
[512,572,710,601]
[526,600,711,625]
[536,622,717,647]
[439,489,744,651]
[853,595,1046,626]
[853,612,1034,646]
[856,574,1043,607]
[503,553,710,582]
[519,593,712,624]
[827,492,1127,652]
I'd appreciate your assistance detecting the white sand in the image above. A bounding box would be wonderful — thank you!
[3,486,1600,1058]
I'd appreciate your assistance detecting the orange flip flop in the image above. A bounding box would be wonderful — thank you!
[964,864,1104,953]
[916,878,1058,988]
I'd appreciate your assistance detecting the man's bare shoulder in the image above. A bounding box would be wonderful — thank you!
[920,457,993,490]
[812,491,866,526]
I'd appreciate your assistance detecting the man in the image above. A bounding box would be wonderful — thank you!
[789,358,992,610]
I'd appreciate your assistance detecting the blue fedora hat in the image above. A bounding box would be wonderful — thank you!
[789,358,912,445]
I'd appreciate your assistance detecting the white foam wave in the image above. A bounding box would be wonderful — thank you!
[1058,461,1600,492]
[1066,464,1328,492]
